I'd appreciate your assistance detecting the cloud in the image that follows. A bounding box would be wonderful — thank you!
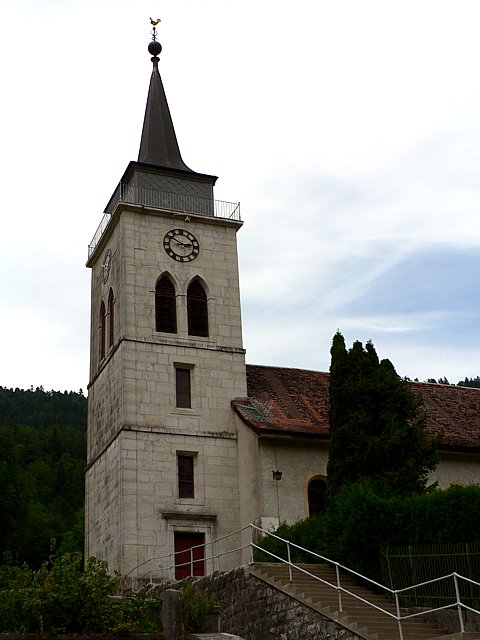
[2,0,480,390]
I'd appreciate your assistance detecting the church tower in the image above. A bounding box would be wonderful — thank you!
[85,27,246,578]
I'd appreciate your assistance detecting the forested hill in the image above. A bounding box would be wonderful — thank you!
[0,386,86,430]
[0,387,87,567]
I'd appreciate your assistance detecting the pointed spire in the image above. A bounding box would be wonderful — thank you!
[138,23,193,172]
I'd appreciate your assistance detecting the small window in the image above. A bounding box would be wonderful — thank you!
[187,279,208,337]
[108,288,115,348]
[99,301,106,360]
[176,368,191,408]
[308,478,327,516]
[178,455,194,498]
[156,276,177,333]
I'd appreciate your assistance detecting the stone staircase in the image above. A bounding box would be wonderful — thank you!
[249,563,478,640]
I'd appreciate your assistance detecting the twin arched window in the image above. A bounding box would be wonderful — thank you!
[99,289,115,360]
[156,277,177,333]
[187,280,208,337]
[155,276,208,337]
[108,289,115,348]
[99,301,106,360]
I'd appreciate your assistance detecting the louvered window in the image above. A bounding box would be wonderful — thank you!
[187,280,208,337]
[156,276,177,333]
[99,301,106,360]
[176,368,191,408]
[108,288,115,348]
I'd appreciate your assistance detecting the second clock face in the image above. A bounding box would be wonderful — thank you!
[102,249,112,284]
[163,229,199,262]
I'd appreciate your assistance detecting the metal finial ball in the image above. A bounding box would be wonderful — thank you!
[148,41,162,56]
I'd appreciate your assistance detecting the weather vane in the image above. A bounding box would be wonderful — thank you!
[149,17,161,42]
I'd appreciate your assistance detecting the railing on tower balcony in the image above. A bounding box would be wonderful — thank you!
[88,184,241,258]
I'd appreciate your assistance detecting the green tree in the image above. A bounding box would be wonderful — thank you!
[0,427,31,557]
[327,332,440,497]
[457,376,480,388]
[0,387,86,566]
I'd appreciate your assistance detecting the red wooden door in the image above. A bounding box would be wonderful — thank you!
[174,532,205,579]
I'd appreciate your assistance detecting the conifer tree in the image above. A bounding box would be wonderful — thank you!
[327,332,440,496]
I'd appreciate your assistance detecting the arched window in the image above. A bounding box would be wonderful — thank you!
[155,276,177,333]
[308,478,327,516]
[99,301,106,360]
[108,288,115,348]
[187,279,208,337]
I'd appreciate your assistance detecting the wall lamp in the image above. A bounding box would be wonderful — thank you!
[272,470,283,481]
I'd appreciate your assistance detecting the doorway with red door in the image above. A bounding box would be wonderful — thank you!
[174,532,205,579]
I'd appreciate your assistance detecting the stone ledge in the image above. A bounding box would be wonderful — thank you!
[162,512,217,521]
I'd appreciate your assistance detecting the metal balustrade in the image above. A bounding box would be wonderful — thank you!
[87,185,241,258]
[126,523,480,640]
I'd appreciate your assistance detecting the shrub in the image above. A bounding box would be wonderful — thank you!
[0,562,36,632]
[181,582,214,633]
[323,479,401,581]
[323,482,480,583]
[0,553,118,633]
[254,484,480,588]
[114,587,162,633]
[254,515,326,563]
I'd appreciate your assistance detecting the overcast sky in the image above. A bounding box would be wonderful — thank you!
[2,0,480,392]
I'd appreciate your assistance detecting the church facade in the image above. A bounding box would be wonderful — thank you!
[85,33,480,579]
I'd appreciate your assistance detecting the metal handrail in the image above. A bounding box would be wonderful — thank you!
[250,522,393,592]
[126,522,480,640]
[125,524,251,582]
[249,524,480,639]
[88,186,241,258]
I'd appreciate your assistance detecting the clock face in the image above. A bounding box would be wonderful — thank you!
[163,229,199,262]
[101,249,112,284]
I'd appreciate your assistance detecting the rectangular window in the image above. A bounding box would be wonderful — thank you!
[176,368,191,408]
[178,455,194,498]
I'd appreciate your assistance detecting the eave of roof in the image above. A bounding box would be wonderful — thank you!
[231,364,480,451]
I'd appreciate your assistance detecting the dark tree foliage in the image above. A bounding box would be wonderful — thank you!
[327,333,440,497]
[0,386,86,430]
[457,376,480,388]
[0,387,86,567]
[323,481,480,582]
[425,377,450,384]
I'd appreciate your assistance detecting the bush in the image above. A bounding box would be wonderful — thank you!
[0,553,118,633]
[181,582,214,633]
[323,482,480,583]
[254,515,326,563]
[323,479,402,581]
[114,587,162,633]
[0,562,36,632]
[255,484,480,588]
[0,552,219,635]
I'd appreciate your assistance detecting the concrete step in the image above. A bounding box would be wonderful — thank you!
[193,635,246,640]
[423,635,479,640]
[250,562,451,640]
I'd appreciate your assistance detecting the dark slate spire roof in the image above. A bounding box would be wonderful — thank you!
[138,39,193,172]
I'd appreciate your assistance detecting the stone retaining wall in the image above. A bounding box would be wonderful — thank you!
[425,608,480,634]
[159,566,363,640]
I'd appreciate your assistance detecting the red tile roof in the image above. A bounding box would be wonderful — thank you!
[231,365,480,451]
